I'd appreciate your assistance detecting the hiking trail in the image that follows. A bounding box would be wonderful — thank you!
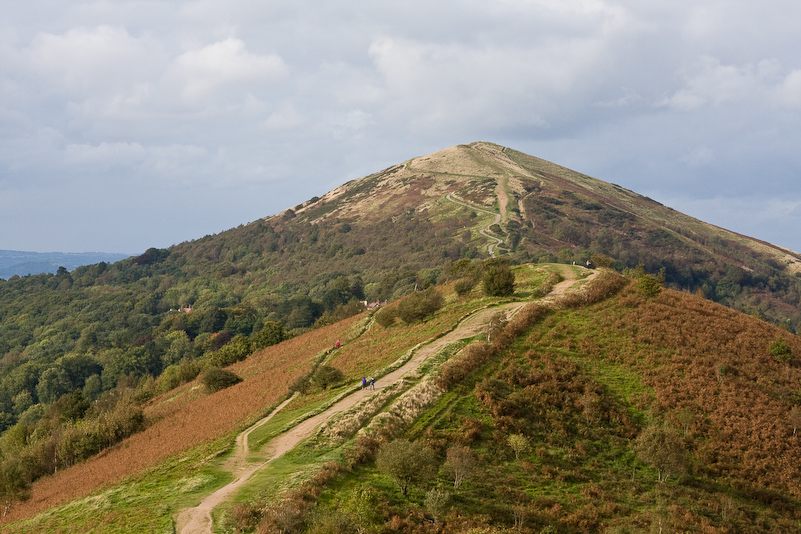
[176,268,593,534]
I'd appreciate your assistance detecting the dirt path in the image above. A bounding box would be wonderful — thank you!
[175,302,523,534]
[496,176,509,224]
[176,394,298,534]
[545,264,598,298]
[445,192,504,257]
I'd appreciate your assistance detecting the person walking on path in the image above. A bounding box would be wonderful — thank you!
[362,377,367,389]
[369,377,375,390]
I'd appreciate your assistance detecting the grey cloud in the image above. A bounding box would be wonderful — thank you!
[1,0,801,253]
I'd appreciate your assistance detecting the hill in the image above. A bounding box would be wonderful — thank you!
[0,142,800,531]
[1,265,799,533]
[0,250,131,279]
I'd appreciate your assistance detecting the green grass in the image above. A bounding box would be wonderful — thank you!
[2,433,239,534]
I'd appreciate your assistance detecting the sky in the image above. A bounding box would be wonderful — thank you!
[2,1,800,255]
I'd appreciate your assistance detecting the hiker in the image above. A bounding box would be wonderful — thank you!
[369,377,375,390]
[362,377,367,389]
[336,340,340,349]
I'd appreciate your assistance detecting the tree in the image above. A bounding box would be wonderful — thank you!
[375,439,438,496]
[482,258,515,297]
[507,434,529,461]
[634,425,689,482]
[36,367,72,405]
[340,486,382,533]
[252,320,286,350]
[636,274,662,297]
[0,456,30,517]
[374,306,398,328]
[789,406,801,437]
[424,488,451,524]
[445,444,476,490]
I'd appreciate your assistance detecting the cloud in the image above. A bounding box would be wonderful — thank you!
[172,37,288,104]
[2,1,801,253]
[21,26,162,96]
[660,56,781,110]
[775,69,801,109]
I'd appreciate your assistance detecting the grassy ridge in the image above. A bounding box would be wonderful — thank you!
[3,265,801,533]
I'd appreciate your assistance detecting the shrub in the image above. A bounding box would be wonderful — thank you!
[344,435,380,468]
[231,502,264,532]
[557,269,628,308]
[481,258,515,297]
[311,365,345,390]
[397,288,444,323]
[289,374,312,394]
[769,337,793,365]
[374,306,398,328]
[206,335,252,368]
[636,274,663,298]
[455,277,478,297]
[201,368,243,393]
[437,342,496,390]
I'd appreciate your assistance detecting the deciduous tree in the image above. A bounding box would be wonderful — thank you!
[634,425,689,482]
[375,439,438,496]
[445,444,476,490]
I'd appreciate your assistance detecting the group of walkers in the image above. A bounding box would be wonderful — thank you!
[361,376,375,390]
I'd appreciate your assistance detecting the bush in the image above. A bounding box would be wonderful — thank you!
[437,342,496,390]
[206,335,252,367]
[374,306,398,328]
[769,337,793,365]
[201,368,243,393]
[311,365,345,390]
[481,258,515,297]
[455,277,478,297]
[397,288,444,323]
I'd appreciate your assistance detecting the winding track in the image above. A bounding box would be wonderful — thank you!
[445,192,504,257]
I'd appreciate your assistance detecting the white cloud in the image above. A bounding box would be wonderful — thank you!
[775,69,801,109]
[172,37,287,103]
[22,26,162,96]
[661,56,774,110]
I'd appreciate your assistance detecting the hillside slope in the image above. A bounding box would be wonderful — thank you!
[2,265,800,533]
